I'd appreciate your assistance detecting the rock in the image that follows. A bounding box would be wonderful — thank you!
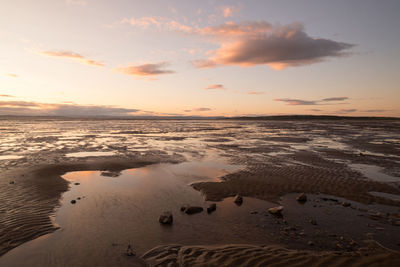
[268,206,284,215]
[310,219,317,225]
[250,211,258,214]
[180,205,188,212]
[125,244,135,256]
[207,203,216,213]
[9,181,15,184]
[308,241,314,246]
[234,195,243,205]
[71,200,76,204]
[185,206,204,214]
[342,202,351,207]
[296,193,307,202]
[74,182,80,185]
[77,197,81,200]
[159,211,173,224]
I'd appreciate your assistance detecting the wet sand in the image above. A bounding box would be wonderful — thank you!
[1,119,400,266]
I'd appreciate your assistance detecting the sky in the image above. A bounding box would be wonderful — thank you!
[1,0,399,117]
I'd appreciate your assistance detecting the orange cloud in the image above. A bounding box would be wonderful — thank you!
[116,62,174,77]
[194,22,354,70]
[121,16,192,33]
[38,50,104,67]
[221,6,240,18]
[5,73,18,78]
[205,84,225,90]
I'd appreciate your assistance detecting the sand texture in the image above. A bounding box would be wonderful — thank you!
[142,242,400,267]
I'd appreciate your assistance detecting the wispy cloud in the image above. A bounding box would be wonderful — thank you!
[38,50,104,67]
[362,109,387,113]
[4,73,18,78]
[274,98,317,105]
[204,84,225,90]
[322,97,349,102]
[247,91,265,95]
[116,62,174,77]
[0,100,140,116]
[65,0,87,6]
[220,6,240,18]
[337,109,357,113]
[275,96,349,105]
[120,16,192,33]
[184,107,212,112]
[0,94,14,98]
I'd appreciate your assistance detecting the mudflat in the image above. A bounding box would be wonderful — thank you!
[0,118,399,266]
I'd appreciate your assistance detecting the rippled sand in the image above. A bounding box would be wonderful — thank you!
[0,118,399,265]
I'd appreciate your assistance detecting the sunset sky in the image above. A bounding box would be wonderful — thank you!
[1,0,399,117]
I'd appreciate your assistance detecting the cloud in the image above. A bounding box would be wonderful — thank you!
[65,0,87,6]
[274,98,318,105]
[116,62,174,77]
[362,109,387,113]
[204,84,225,90]
[191,59,217,69]
[322,97,349,102]
[120,16,192,33]
[194,21,354,70]
[193,107,212,112]
[0,94,14,97]
[275,96,349,105]
[337,109,357,113]
[0,100,140,116]
[5,73,18,78]
[38,50,104,66]
[220,6,240,18]
[247,91,265,95]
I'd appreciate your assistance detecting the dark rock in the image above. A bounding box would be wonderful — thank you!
[250,211,258,214]
[207,203,216,213]
[77,197,81,200]
[101,171,121,178]
[308,241,314,246]
[71,200,76,204]
[9,181,15,184]
[159,211,173,224]
[268,206,284,215]
[185,206,203,214]
[310,219,317,225]
[321,197,338,202]
[234,195,243,205]
[125,244,135,256]
[342,202,351,207]
[74,182,80,185]
[180,205,188,212]
[296,193,307,202]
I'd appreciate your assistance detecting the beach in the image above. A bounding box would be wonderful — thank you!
[0,118,399,266]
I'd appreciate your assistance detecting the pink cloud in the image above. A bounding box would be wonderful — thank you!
[204,84,225,90]
[38,50,104,67]
[116,62,174,77]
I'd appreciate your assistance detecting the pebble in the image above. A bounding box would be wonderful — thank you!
[71,200,76,204]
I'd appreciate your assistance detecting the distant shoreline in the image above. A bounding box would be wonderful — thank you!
[0,114,399,120]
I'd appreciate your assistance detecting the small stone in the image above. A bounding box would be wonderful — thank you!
[74,182,80,185]
[180,205,188,212]
[308,241,314,246]
[250,211,258,214]
[184,206,203,214]
[125,244,135,256]
[296,193,307,202]
[77,197,81,200]
[310,219,317,225]
[234,195,243,205]
[71,200,76,204]
[268,206,284,215]
[9,181,15,184]
[159,211,173,224]
[342,202,351,207]
[207,203,217,213]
